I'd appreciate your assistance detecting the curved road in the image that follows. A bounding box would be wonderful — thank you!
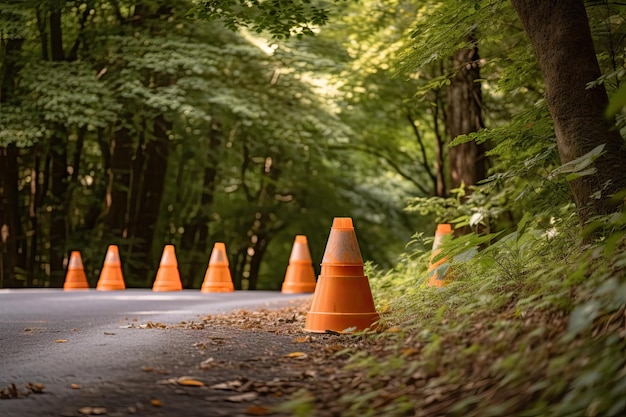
[0,289,311,416]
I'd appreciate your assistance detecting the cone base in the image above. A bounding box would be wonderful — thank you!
[63,286,90,291]
[152,268,183,292]
[152,286,182,292]
[304,311,379,333]
[201,286,234,293]
[96,265,125,290]
[281,283,316,294]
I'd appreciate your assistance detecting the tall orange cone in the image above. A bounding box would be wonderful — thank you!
[152,245,183,292]
[427,223,454,287]
[201,242,234,293]
[63,251,89,291]
[281,235,317,294]
[304,218,379,333]
[96,245,126,291]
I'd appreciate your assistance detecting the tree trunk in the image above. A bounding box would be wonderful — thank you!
[180,127,221,288]
[248,233,269,290]
[0,37,26,288]
[0,145,21,287]
[446,42,486,195]
[511,0,626,224]
[128,116,170,284]
[46,7,68,287]
[48,129,69,287]
[27,149,41,287]
[105,125,133,237]
[432,89,447,197]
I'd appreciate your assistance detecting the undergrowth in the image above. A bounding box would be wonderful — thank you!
[348,208,626,417]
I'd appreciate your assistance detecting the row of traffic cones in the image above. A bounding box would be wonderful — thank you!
[64,243,238,292]
[64,236,318,293]
[64,218,450,333]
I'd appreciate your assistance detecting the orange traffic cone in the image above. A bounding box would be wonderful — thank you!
[281,235,317,294]
[96,245,126,291]
[152,245,183,292]
[63,251,89,291]
[201,242,234,293]
[304,218,379,333]
[427,223,454,287]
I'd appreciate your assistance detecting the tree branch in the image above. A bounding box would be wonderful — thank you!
[327,144,431,195]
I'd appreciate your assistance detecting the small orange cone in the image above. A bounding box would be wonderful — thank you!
[201,242,234,293]
[96,245,126,291]
[152,245,183,292]
[304,218,379,333]
[63,251,89,291]
[281,235,317,294]
[427,223,454,287]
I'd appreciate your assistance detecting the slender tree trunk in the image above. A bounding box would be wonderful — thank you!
[48,129,69,287]
[432,90,447,197]
[128,116,170,284]
[0,145,20,287]
[446,41,486,195]
[511,0,626,224]
[28,149,41,287]
[233,247,246,290]
[248,234,269,290]
[46,7,68,287]
[0,37,25,288]
[180,127,221,288]
[105,126,133,237]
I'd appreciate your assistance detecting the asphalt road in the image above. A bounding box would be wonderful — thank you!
[0,289,312,417]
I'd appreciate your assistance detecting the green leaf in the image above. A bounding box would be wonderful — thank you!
[605,82,626,117]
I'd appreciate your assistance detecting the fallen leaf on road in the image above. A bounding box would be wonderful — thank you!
[226,392,258,402]
[25,382,45,393]
[70,384,80,389]
[245,405,271,415]
[103,332,115,335]
[199,357,216,369]
[210,380,243,390]
[78,407,107,415]
[0,383,20,399]
[177,377,204,387]
[151,399,163,407]
[293,336,311,343]
[55,339,68,343]
[285,352,308,359]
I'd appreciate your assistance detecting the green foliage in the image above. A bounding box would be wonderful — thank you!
[190,0,349,39]
[21,61,120,130]
[0,104,43,146]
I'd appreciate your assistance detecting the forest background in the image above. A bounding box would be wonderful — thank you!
[1,0,625,293]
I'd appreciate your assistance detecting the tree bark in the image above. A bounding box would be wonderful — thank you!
[0,37,26,288]
[46,7,69,287]
[48,128,69,287]
[105,126,133,237]
[446,42,486,195]
[180,127,221,288]
[128,116,170,284]
[0,145,21,287]
[511,0,626,224]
